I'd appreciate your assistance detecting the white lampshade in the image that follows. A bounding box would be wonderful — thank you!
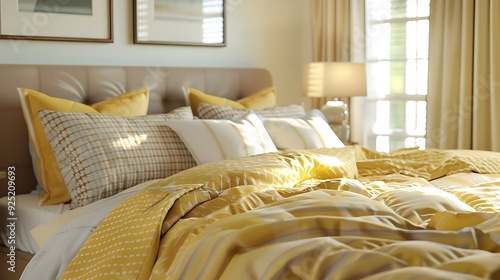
[305,62,367,98]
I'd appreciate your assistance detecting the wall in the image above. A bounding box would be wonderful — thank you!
[0,0,312,107]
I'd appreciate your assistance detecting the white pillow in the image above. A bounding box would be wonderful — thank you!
[262,110,345,149]
[167,113,278,165]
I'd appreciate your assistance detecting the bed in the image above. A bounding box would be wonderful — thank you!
[1,65,500,280]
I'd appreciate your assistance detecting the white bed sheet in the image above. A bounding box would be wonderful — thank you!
[0,191,70,254]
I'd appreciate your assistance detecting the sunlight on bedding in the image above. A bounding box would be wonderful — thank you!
[112,133,148,150]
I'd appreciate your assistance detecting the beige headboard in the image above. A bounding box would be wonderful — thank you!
[0,65,273,197]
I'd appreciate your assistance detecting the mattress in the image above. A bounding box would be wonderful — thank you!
[0,191,70,254]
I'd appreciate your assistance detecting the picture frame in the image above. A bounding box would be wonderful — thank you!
[0,0,113,43]
[133,0,225,47]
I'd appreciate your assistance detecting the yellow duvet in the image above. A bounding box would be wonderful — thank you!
[61,146,500,279]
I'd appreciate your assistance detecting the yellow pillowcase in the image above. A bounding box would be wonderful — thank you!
[91,88,149,116]
[183,86,277,117]
[18,87,150,205]
[237,87,277,109]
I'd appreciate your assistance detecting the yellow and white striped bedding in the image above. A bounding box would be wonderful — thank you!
[23,147,500,279]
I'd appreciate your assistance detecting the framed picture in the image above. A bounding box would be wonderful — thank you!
[0,0,113,42]
[134,0,225,47]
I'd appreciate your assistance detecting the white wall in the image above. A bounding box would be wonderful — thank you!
[0,0,312,107]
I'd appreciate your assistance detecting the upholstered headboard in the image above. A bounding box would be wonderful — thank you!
[0,65,273,197]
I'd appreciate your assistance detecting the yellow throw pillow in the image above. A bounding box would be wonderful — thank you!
[183,87,245,117]
[237,87,277,109]
[183,86,277,117]
[91,88,149,116]
[18,87,150,205]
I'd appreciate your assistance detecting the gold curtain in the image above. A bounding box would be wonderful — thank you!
[427,0,500,152]
[310,0,352,109]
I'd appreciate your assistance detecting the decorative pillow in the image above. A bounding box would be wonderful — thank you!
[182,86,277,117]
[18,87,150,205]
[262,110,345,150]
[91,88,149,116]
[38,110,197,208]
[166,112,278,165]
[167,106,195,119]
[197,102,306,120]
[236,87,277,109]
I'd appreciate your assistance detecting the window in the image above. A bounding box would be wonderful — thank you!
[364,0,429,152]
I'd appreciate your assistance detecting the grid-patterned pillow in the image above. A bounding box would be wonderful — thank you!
[197,102,306,120]
[38,110,197,208]
[18,87,150,205]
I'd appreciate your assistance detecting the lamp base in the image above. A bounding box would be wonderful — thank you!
[321,100,349,143]
[321,100,348,124]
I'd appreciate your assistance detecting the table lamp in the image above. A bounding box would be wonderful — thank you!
[305,62,367,143]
